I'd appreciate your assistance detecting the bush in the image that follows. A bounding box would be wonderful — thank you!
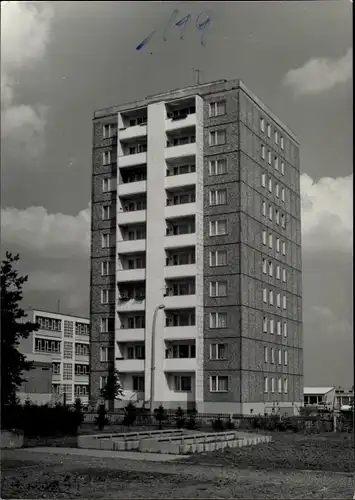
[122,401,137,427]
[175,407,186,429]
[73,398,84,426]
[212,417,225,432]
[225,417,235,430]
[94,404,110,431]
[185,408,197,430]
[154,405,167,430]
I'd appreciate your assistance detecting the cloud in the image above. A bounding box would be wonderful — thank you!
[0,2,54,164]
[1,205,90,259]
[301,173,353,253]
[283,48,352,95]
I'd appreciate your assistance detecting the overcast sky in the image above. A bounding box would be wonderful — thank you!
[1,1,353,387]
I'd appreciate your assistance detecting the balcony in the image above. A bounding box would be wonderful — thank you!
[74,374,89,384]
[165,172,197,190]
[165,143,196,161]
[116,268,146,282]
[75,353,89,363]
[117,209,146,225]
[164,233,196,249]
[52,374,61,383]
[119,124,147,141]
[165,264,196,279]
[116,239,146,254]
[163,357,196,372]
[117,298,145,313]
[164,326,196,340]
[165,113,196,132]
[118,152,147,168]
[165,202,196,220]
[115,328,145,342]
[115,358,145,373]
[117,181,147,197]
[164,294,196,309]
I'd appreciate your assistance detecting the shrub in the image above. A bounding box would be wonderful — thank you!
[185,408,197,430]
[154,405,167,430]
[175,407,186,429]
[74,398,84,426]
[225,417,235,430]
[95,404,109,431]
[212,417,224,432]
[122,401,137,427]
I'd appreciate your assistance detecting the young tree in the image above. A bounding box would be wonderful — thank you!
[1,252,39,407]
[99,369,124,411]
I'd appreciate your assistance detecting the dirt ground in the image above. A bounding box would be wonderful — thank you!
[1,432,354,499]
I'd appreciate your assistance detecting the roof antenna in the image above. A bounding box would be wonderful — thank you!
[193,68,201,85]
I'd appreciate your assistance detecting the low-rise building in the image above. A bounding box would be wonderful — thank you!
[17,308,90,406]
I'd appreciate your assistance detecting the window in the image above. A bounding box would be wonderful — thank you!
[75,322,89,336]
[102,233,111,248]
[262,230,267,245]
[269,262,273,277]
[280,136,284,150]
[268,178,272,193]
[174,375,192,392]
[277,321,281,336]
[34,338,61,353]
[271,377,275,393]
[269,290,274,305]
[274,130,278,144]
[276,238,280,253]
[52,362,61,375]
[276,265,280,280]
[263,288,267,303]
[63,363,73,381]
[209,101,226,117]
[263,316,268,333]
[269,205,273,220]
[75,385,88,397]
[75,343,89,356]
[262,201,266,216]
[209,158,227,176]
[268,151,272,165]
[282,241,286,255]
[209,129,226,146]
[281,162,285,175]
[103,123,114,138]
[210,312,228,329]
[210,281,227,297]
[262,258,267,274]
[284,350,288,366]
[209,250,227,267]
[64,321,73,338]
[281,214,286,228]
[276,210,280,225]
[267,124,271,138]
[260,117,265,132]
[278,377,282,393]
[284,377,288,393]
[271,348,275,364]
[270,318,274,334]
[100,317,114,333]
[278,349,282,365]
[276,184,280,198]
[209,220,227,236]
[264,346,268,362]
[261,174,266,187]
[268,233,273,248]
[102,178,111,192]
[102,151,111,165]
[75,364,89,376]
[274,156,279,170]
[63,384,72,399]
[127,344,145,359]
[276,293,281,308]
[210,375,228,392]
[283,295,287,310]
[281,188,285,202]
[209,189,227,206]
[100,376,108,390]
[101,289,114,304]
[283,322,288,337]
[36,316,62,332]
[100,346,108,362]
[264,377,268,393]
[210,343,226,360]
[282,269,286,283]
[101,261,114,276]
[102,205,111,220]
[133,375,145,392]
[64,341,73,359]
[52,384,61,395]
[261,144,265,159]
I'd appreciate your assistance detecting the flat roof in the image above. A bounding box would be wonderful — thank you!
[25,308,89,322]
[93,78,298,143]
[304,387,335,395]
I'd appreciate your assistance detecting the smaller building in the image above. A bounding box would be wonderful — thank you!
[334,387,354,411]
[17,308,90,406]
[303,387,335,409]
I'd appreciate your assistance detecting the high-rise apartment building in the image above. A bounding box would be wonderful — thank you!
[90,79,303,414]
[18,309,90,406]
